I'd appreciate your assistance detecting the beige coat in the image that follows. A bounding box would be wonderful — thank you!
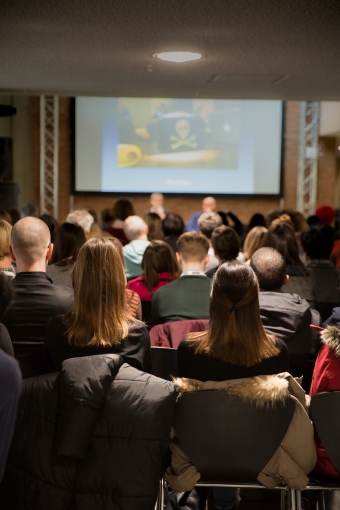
[165,373,316,492]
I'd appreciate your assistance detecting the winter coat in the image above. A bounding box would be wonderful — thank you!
[259,291,319,358]
[166,373,316,491]
[0,354,178,510]
[310,326,340,479]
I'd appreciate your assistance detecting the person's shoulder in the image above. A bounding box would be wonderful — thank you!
[47,315,66,331]
[274,336,289,353]
[127,322,149,339]
[53,284,74,298]
[154,278,179,296]
[0,349,21,385]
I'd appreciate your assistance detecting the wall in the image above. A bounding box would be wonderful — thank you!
[44,99,301,223]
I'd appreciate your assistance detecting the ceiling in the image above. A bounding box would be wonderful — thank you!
[1,0,340,100]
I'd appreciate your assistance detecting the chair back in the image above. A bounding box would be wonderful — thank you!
[174,391,295,483]
[315,302,339,323]
[141,300,152,327]
[12,342,52,379]
[151,346,178,381]
[150,319,209,348]
[289,356,315,393]
[311,392,340,473]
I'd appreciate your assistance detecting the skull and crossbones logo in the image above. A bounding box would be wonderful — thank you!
[169,119,198,150]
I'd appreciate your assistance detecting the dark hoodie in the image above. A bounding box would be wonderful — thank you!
[259,291,318,358]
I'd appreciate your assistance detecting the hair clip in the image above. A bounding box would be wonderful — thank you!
[230,306,237,313]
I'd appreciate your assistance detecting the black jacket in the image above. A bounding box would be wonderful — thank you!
[0,354,177,510]
[259,291,318,358]
[2,272,74,343]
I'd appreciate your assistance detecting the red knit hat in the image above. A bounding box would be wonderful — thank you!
[315,206,335,225]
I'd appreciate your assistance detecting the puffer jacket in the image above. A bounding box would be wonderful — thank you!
[0,354,178,510]
[166,373,316,491]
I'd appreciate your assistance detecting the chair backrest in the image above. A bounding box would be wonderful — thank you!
[12,342,52,379]
[289,356,315,393]
[141,300,152,327]
[315,302,340,323]
[150,319,209,348]
[174,391,295,483]
[311,392,340,473]
[151,346,178,381]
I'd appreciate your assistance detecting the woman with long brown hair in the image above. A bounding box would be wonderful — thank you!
[127,240,178,301]
[178,260,288,380]
[45,237,151,372]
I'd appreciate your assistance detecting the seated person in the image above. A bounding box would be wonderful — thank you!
[185,196,217,233]
[0,220,15,278]
[127,240,178,301]
[250,248,320,385]
[0,346,21,481]
[103,198,135,245]
[309,325,340,479]
[66,209,93,237]
[150,233,211,326]
[162,213,185,254]
[144,212,164,241]
[197,211,222,272]
[123,216,150,278]
[301,224,340,306]
[243,226,267,262]
[46,222,86,288]
[45,237,151,373]
[0,273,14,356]
[2,217,74,343]
[205,225,241,278]
[263,222,314,305]
[176,261,289,510]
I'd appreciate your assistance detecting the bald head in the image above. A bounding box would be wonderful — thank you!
[124,215,148,240]
[250,247,286,291]
[11,217,51,265]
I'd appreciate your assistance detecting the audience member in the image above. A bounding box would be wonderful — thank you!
[205,225,241,278]
[243,226,267,262]
[108,237,142,320]
[198,211,223,272]
[82,205,105,238]
[45,238,151,372]
[310,325,340,479]
[271,213,295,231]
[301,224,340,306]
[103,198,135,245]
[263,222,314,305]
[307,215,323,227]
[66,209,94,236]
[145,192,168,220]
[99,207,114,230]
[145,212,164,241]
[2,217,73,343]
[176,261,289,509]
[0,210,12,225]
[247,213,267,232]
[150,233,211,326]
[0,346,21,481]
[0,273,15,355]
[46,222,86,288]
[39,213,59,243]
[185,196,217,232]
[123,216,150,278]
[9,208,21,226]
[0,220,15,278]
[162,213,185,253]
[250,248,319,382]
[315,205,335,226]
[127,241,178,301]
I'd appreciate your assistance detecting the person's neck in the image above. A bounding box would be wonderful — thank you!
[181,260,206,272]
[134,234,148,241]
[0,256,12,269]
[15,259,47,273]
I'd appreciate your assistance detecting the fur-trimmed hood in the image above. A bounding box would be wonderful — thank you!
[321,326,340,357]
[173,372,308,411]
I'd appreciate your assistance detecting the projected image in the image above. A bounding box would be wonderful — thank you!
[118,98,239,169]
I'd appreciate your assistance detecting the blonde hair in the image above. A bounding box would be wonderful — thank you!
[0,220,12,259]
[187,261,279,367]
[64,237,139,347]
[243,226,268,260]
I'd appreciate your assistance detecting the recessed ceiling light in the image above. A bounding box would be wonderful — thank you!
[155,52,202,63]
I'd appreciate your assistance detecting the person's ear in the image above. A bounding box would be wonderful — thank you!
[46,243,53,262]
[145,225,149,235]
[9,245,16,262]
[176,252,182,265]
[283,274,290,286]
[205,253,210,265]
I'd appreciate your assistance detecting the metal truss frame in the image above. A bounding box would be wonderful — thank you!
[296,101,320,217]
[40,96,59,218]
